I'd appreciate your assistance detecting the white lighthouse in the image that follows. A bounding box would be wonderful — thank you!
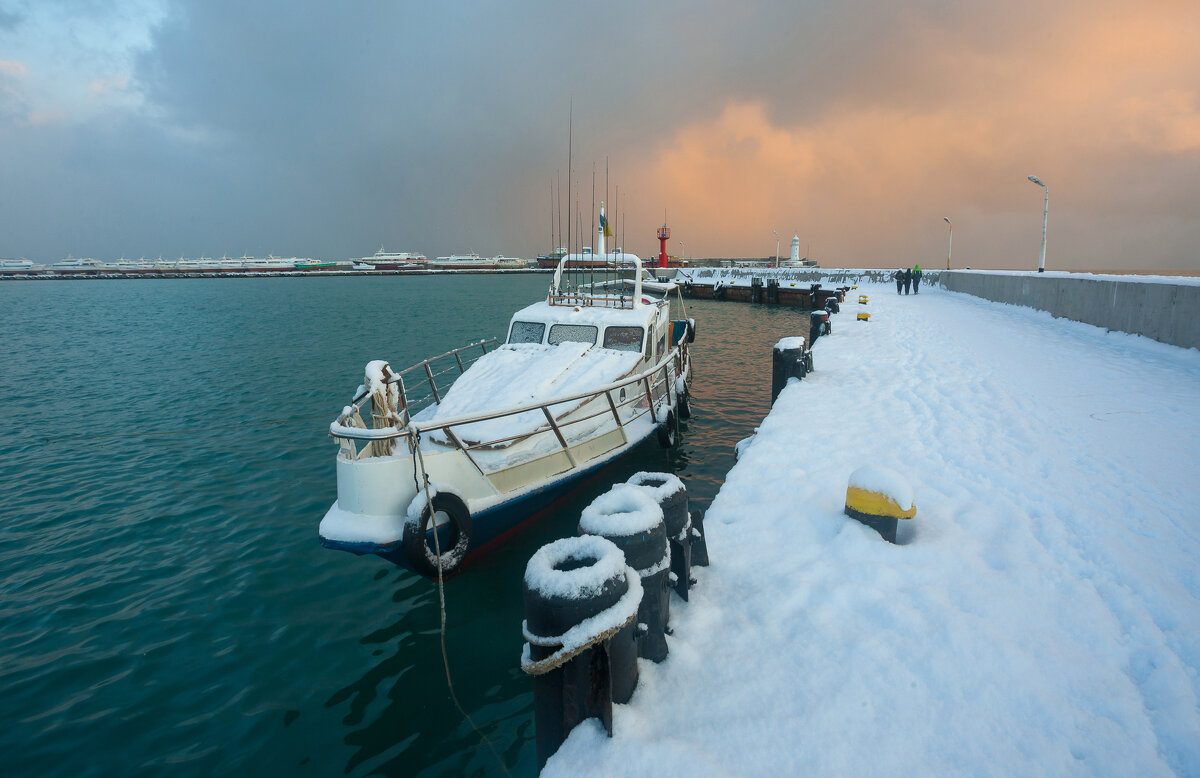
[790,235,800,264]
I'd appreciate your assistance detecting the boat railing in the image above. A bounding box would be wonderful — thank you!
[331,333,690,474]
[347,339,500,426]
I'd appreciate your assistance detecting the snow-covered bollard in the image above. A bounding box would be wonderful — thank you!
[522,535,643,771]
[627,472,698,600]
[579,484,671,666]
[809,310,831,346]
[843,465,916,543]
[824,295,840,314]
[772,336,809,401]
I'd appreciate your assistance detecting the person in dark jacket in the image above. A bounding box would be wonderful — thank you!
[903,267,912,294]
[912,264,923,294]
[893,268,904,294]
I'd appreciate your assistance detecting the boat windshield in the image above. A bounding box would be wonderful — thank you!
[548,324,597,346]
[508,321,546,344]
[602,326,644,352]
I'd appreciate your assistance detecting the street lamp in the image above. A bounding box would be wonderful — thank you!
[678,240,685,261]
[1028,175,1048,273]
[943,217,953,270]
[772,229,779,268]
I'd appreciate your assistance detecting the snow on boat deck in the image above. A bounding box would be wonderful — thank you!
[546,281,1200,776]
[416,342,642,446]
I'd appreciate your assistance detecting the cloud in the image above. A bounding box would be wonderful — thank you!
[0,0,1197,270]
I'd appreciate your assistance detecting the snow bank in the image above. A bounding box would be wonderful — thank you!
[545,281,1200,776]
[774,336,806,352]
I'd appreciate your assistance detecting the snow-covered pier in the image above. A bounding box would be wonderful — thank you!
[545,279,1200,775]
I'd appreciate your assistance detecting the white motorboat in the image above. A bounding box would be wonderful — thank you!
[320,205,695,577]
[0,258,43,274]
[359,248,428,269]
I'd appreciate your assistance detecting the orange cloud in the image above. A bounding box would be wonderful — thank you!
[622,1,1200,268]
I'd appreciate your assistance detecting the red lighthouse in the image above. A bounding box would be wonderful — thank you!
[657,223,671,269]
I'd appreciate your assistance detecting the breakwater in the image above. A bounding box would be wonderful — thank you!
[670,267,940,307]
[938,270,1200,350]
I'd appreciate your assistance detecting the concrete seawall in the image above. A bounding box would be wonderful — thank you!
[939,271,1200,350]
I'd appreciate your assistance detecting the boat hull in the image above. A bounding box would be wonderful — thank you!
[319,430,659,572]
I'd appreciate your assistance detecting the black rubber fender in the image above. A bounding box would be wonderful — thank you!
[628,472,689,538]
[402,492,473,579]
[523,556,629,639]
[676,387,691,420]
[656,409,678,449]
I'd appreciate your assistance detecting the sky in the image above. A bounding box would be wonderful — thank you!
[0,0,1197,270]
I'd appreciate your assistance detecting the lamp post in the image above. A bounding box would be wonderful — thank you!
[678,240,685,262]
[943,217,953,270]
[1028,175,1048,273]
[772,229,779,268]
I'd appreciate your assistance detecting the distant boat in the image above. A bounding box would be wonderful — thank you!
[0,258,43,274]
[429,253,528,270]
[50,257,109,274]
[293,259,338,270]
[535,247,568,268]
[540,246,634,270]
[358,248,427,270]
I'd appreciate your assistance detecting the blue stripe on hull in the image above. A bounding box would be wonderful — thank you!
[320,433,659,574]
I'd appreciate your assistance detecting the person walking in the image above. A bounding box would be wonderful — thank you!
[903,267,912,294]
[912,264,923,294]
[893,268,904,294]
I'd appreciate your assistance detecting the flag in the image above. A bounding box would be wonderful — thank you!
[600,212,613,238]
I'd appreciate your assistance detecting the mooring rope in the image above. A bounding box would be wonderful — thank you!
[409,429,510,776]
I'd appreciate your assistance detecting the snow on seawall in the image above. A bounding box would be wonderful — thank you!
[545,280,1200,777]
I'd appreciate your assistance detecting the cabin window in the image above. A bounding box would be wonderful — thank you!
[657,333,667,359]
[603,326,644,352]
[509,321,545,344]
[548,324,598,346]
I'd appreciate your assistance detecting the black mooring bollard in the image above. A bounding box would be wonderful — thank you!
[772,336,808,402]
[824,296,840,314]
[690,508,710,567]
[522,536,643,771]
[766,278,779,304]
[579,484,671,665]
[627,472,692,600]
[750,277,763,303]
[809,310,831,345]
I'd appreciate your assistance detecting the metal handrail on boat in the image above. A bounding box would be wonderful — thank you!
[331,334,690,471]
[348,338,499,420]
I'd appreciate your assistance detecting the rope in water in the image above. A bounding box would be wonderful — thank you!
[409,430,510,776]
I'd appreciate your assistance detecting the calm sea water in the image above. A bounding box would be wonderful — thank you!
[0,275,814,776]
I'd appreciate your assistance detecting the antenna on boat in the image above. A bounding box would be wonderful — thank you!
[563,98,573,299]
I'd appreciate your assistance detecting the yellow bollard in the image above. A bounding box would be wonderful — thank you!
[857,312,870,321]
[844,465,915,543]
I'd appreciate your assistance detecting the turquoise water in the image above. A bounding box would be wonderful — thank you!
[0,276,814,776]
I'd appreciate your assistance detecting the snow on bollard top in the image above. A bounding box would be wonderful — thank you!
[579,483,664,537]
[626,471,686,504]
[524,535,629,601]
[847,464,916,517]
[775,336,807,352]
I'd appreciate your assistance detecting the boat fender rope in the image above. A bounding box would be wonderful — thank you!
[407,425,509,775]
